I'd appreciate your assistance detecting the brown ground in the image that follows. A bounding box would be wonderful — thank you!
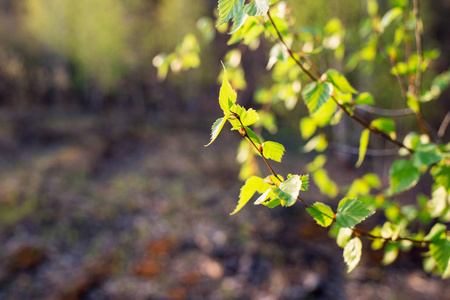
[0,112,448,300]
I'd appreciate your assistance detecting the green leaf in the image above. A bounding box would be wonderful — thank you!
[271,175,302,207]
[337,227,353,248]
[382,243,399,265]
[253,188,271,205]
[300,174,309,191]
[431,162,450,193]
[390,160,420,194]
[430,238,450,276]
[336,198,375,228]
[325,69,357,94]
[219,64,237,113]
[244,0,270,16]
[356,129,370,168]
[263,197,281,208]
[354,92,374,105]
[231,176,269,215]
[302,82,332,114]
[243,126,262,146]
[306,202,335,227]
[300,117,317,140]
[205,117,227,147]
[380,8,403,31]
[312,169,339,198]
[413,142,443,168]
[343,237,362,273]
[217,0,245,27]
[229,104,259,127]
[230,7,248,34]
[262,141,285,162]
[425,223,447,242]
[371,118,396,139]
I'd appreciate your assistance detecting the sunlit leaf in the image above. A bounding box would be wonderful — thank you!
[344,237,362,273]
[356,129,370,167]
[271,175,302,207]
[302,82,332,114]
[262,141,285,162]
[217,0,245,27]
[431,162,450,193]
[205,117,227,147]
[413,142,443,168]
[354,92,374,105]
[380,8,403,31]
[425,223,447,242]
[306,202,335,227]
[390,160,420,194]
[336,198,375,228]
[325,69,357,94]
[219,64,237,113]
[244,0,270,16]
[382,243,399,265]
[430,238,450,277]
[337,227,353,248]
[300,117,317,140]
[371,118,396,139]
[231,176,269,215]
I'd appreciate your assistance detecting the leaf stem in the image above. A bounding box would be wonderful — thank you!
[351,227,429,246]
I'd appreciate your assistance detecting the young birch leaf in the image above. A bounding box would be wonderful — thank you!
[300,174,309,191]
[380,7,403,31]
[229,104,259,127]
[413,143,443,168]
[390,160,420,194]
[430,238,450,277]
[253,188,271,205]
[230,7,248,34]
[356,129,370,167]
[344,237,362,273]
[431,162,450,193]
[271,175,302,207]
[217,0,245,27]
[263,197,281,208]
[244,126,262,146]
[424,223,447,242]
[219,64,237,113]
[371,118,396,139]
[262,141,285,162]
[302,82,331,114]
[337,227,353,248]
[325,69,357,94]
[354,92,374,105]
[244,0,270,16]
[306,202,335,227]
[205,117,227,147]
[336,198,375,228]
[230,176,268,215]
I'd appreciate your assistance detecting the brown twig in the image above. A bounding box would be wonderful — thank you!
[233,113,310,207]
[351,227,429,245]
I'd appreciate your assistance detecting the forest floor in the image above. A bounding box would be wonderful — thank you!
[0,112,448,300]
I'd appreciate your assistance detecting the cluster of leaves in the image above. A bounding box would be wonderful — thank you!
[177,0,450,277]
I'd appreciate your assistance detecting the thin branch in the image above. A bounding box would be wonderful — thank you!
[438,110,450,139]
[234,113,310,207]
[376,36,408,99]
[351,227,429,245]
[413,0,423,99]
[356,105,414,116]
[332,143,399,156]
[267,11,317,82]
[266,10,414,154]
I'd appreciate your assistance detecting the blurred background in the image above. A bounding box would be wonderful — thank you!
[0,0,449,299]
